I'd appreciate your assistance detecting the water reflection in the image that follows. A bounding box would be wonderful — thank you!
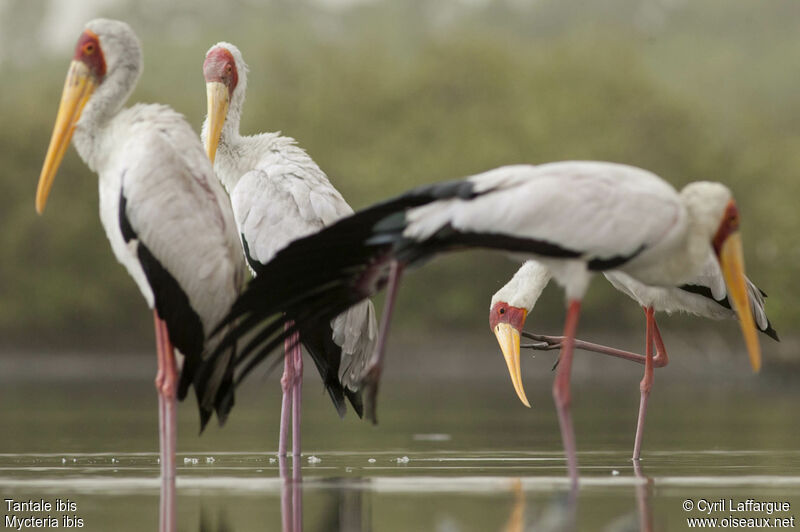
[633,461,654,532]
[199,510,233,532]
[531,493,577,532]
[280,455,302,532]
[160,472,175,532]
[503,479,525,531]
[4,378,798,531]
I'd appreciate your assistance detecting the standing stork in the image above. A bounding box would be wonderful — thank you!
[201,42,377,460]
[213,161,763,487]
[34,20,246,485]
[490,259,777,459]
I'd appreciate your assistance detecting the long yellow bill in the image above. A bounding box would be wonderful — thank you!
[719,231,762,372]
[36,61,96,214]
[494,323,531,407]
[204,81,229,164]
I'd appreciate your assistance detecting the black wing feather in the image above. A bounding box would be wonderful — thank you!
[119,188,232,429]
[678,284,779,341]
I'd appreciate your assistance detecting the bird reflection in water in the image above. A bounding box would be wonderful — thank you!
[501,478,578,532]
[199,510,233,532]
[317,478,371,532]
[167,464,653,531]
[500,474,653,532]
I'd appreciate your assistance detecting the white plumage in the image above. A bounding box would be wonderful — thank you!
[407,163,681,270]
[402,163,723,299]
[95,104,244,335]
[35,19,246,481]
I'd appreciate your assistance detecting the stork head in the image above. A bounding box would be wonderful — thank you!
[487,261,551,407]
[35,19,141,214]
[203,42,247,163]
[683,181,762,372]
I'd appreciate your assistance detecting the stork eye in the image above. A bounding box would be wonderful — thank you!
[499,307,505,314]
[84,43,95,54]
[225,64,232,73]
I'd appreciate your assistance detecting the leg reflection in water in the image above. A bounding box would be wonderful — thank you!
[634,460,654,532]
[159,445,176,532]
[280,454,303,532]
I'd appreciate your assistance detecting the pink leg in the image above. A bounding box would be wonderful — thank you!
[523,332,649,364]
[522,329,670,368]
[632,307,655,460]
[290,328,303,477]
[154,312,166,472]
[278,322,295,458]
[552,300,581,492]
[652,319,669,368]
[363,260,404,424]
[153,311,176,532]
[153,311,177,481]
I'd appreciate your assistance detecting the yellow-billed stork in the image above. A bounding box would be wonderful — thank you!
[212,161,763,487]
[34,20,246,484]
[200,42,377,459]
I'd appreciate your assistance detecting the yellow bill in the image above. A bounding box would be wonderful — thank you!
[36,61,96,214]
[719,231,762,372]
[494,322,531,407]
[204,81,229,164]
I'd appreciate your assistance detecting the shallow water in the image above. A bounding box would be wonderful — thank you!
[1,352,798,531]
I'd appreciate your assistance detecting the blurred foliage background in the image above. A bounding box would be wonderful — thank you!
[0,0,797,361]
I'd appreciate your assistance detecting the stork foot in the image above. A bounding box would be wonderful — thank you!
[521,332,566,351]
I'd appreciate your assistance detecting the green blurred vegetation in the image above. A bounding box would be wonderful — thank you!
[0,0,797,350]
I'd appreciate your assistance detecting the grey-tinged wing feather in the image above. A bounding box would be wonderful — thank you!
[232,168,352,266]
[331,300,378,390]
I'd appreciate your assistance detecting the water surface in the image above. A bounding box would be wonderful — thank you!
[1,351,797,531]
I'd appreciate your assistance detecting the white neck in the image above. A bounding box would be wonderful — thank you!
[73,57,140,172]
[491,260,552,311]
[200,84,249,193]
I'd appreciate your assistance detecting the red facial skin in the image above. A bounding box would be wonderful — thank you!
[203,48,238,97]
[489,301,527,332]
[712,200,740,256]
[74,30,106,81]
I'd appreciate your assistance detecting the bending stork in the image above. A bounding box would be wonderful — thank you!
[490,259,777,459]
[201,42,377,458]
[213,161,763,487]
[35,20,246,483]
